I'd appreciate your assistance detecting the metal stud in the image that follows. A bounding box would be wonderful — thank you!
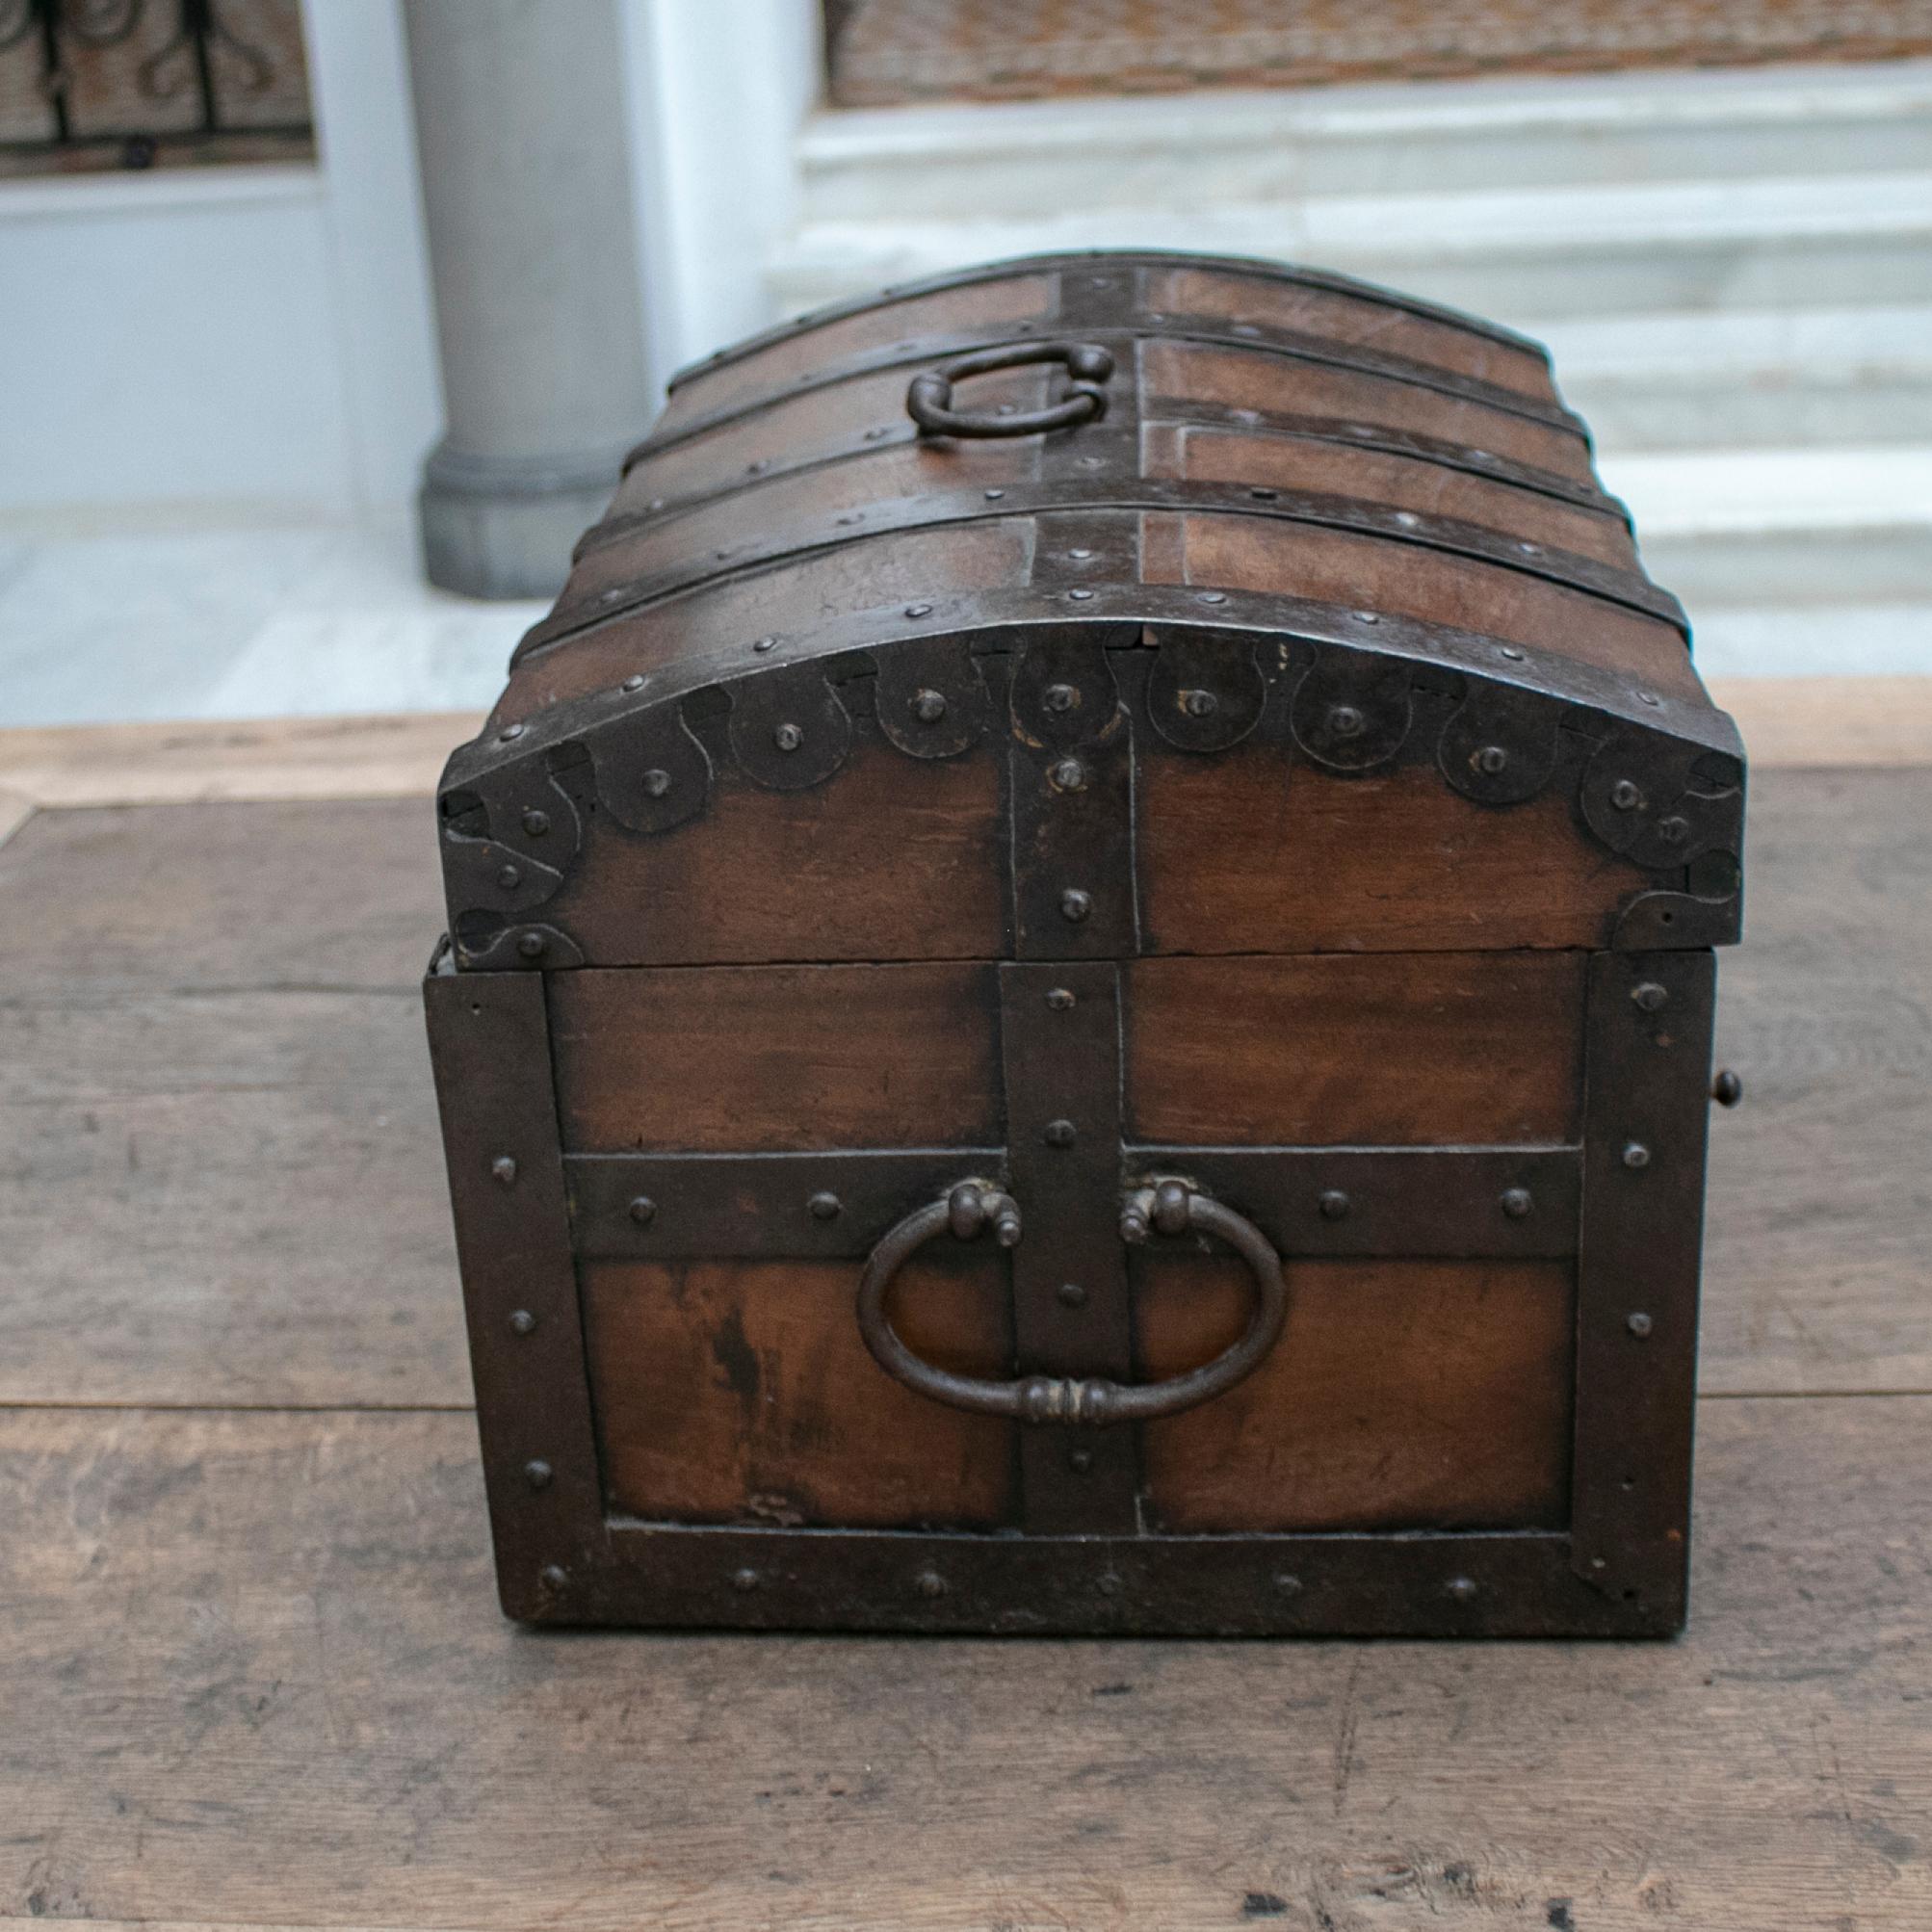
[498,722,526,742]
[1181,689,1218,718]
[1046,987,1076,1010]
[1657,815,1690,846]
[1069,1448,1094,1474]
[1068,587,1095,602]
[515,931,546,959]
[807,1190,843,1221]
[910,688,948,723]
[914,1569,947,1600]
[1273,1572,1303,1598]
[772,722,804,753]
[983,488,1005,501]
[1610,778,1642,811]
[1475,744,1508,775]
[641,768,672,797]
[540,1564,567,1590]
[1394,510,1421,528]
[1711,1069,1744,1108]
[1057,1281,1087,1308]
[752,636,777,653]
[497,864,522,890]
[1446,1576,1478,1603]
[628,1194,658,1225]
[904,602,932,618]
[622,672,646,691]
[1197,590,1227,605]
[731,1567,759,1592]
[1631,981,1669,1012]
[1500,1187,1532,1219]
[1067,547,1094,560]
[1044,682,1077,712]
[1059,888,1092,923]
[1327,704,1366,740]
[1622,1141,1652,1170]
[521,808,550,837]
[509,1309,536,1337]
[1318,1188,1350,1221]
[1627,1312,1654,1338]
[1050,757,1086,792]
[1096,1571,1122,1596]
[491,1155,518,1188]
[525,1459,553,1490]
[1044,1118,1077,1148]
[1499,645,1525,661]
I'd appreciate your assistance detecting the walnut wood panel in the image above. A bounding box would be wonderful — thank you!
[1144,264,1556,399]
[545,737,1006,965]
[1134,1257,1575,1531]
[1143,419,1636,567]
[1140,339,1595,482]
[1126,951,1584,1145]
[654,274,1058,436]
[6,1398,1926,1928]
[1155,512,1702,701]
[1138,747,1648,953]
[583,1253,1017,1528]
[549,962,1001,1152]
[497,522,1034,723]
[611,366,1046,521]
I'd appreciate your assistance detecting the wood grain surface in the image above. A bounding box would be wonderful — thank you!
[0,744,1927,1929]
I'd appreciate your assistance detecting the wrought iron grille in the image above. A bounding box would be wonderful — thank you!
[0,0,313,176]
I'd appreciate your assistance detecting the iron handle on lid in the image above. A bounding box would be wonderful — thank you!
[905,341,1113,439]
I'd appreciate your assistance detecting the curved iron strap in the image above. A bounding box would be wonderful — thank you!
[906,342,1113,439]
[856,1177,1287,1425]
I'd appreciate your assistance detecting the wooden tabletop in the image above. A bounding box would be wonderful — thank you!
[3,687,1929,1932]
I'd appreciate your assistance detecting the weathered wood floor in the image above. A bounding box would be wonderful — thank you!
[1,703,1927,1931]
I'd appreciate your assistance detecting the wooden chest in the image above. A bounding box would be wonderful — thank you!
[424,251,1744,1637]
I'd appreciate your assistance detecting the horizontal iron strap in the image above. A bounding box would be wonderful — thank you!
[664,248,1547,395]
[602,404,1623,539]
[563,1146,1578,1261]
[632,319,1583,464]
[549,480,1678,647]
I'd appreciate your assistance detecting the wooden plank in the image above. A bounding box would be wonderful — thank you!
[0,799,467,1407]
[0,712,482,807]
[1701,767,1932,1396]
[2,1398,1925,1929]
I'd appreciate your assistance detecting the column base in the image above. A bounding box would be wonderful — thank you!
[418,439,639,600]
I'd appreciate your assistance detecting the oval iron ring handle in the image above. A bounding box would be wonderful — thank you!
[856,1177,1287,1425]
[905,341,1113,439]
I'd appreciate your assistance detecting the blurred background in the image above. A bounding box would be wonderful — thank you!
[1,0,1928,726]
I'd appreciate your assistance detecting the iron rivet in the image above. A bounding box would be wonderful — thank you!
[638,769,673,801]
[1318,1188,1350,1221]
[1447,1576,1478,1603]
[525,1459,553,1490]
[1610,778,1642,811]
[1632,981,1669,1012]
[773,722,804,753]
[1354,611,1380,625]
[1067,547,1094,560]
[497,863,522,889]
[996,403,1015,416]
[1273,1572,1303,1598]
[540,1564,567,1590]
[983,488,1005,500]
[1044,1118,1077,1148]
[1248,486,1278,501]
[862,428,886,442]
[1198,590,1227,605]
[914,1569,947,1600]
[509,1309,536,1337]
[1044,683,1077,712]
[1046,987,1076,1010]
[1069,1448,1094,1474]
[521,808,550,837]
[1327,704,1366,740]
[1096,1571,1122,1596]
[1181,688,1218,718]
[1712,1069,1743,1108]
[1057,1281,1087,1308]
[1499,645,1525,661]
[1622,1141,1652,1170]
[491,1155,518,1188]
[1591,1555,1608,1571]
[1638,692,1661,707]
[628,1194,658,1225]
[1395,510,1421,528]
[1068,587,1095,601]
[1471,450,1494,462]
[1519,540,1541,555]
[1628,1312,1654,1338]
[731,1567,759,1592]
[1501,1187,1532,1219]
[752,636,777,653]
[515,931,546,959]
[621,672,646,691]
[911,688,948,723]
[1050,756,1086,792]
[1475,744,1508,775]
[807,1190,842,1221]
[905,602,932,618]
[601,587,625,605]
[498,723,525,742]
[1060,888,1092,923]
[1658,815,1690,846]
[646,497,665,509]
